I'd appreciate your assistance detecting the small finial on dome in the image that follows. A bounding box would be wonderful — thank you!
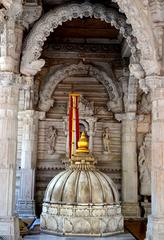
[76,131,89,153]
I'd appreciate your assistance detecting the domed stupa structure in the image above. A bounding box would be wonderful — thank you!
[40,94,123,236]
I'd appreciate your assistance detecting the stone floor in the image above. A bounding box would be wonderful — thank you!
[24,233,135,240]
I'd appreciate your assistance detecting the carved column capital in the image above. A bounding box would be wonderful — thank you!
[19,109,39,121]
[21,2,42,29]
[115,112,144,122]
[0,73,36,113]
[0,72,21,86]
[39,111,46,120]
[115,112,136,122]
[21,75,34,88]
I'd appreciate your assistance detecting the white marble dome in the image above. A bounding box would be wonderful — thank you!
[41,152,123,236]
[44,168,119,205]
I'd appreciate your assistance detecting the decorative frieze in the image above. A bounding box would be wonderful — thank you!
[41,203,123,236]
[0,13,23,71]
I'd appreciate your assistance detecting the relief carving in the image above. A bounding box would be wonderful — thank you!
[112,0,160,75]
[79,95,94,117]
[107,97,123,113]
[22,1,42,28]
[20,2,136,76]
[0,7,6,31]
[138,133,151,196]
[47,126,57,155]
[102,127,112,154]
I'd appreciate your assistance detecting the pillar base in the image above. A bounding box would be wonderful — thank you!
[122,203,141,218]
[17,200,35,218]
[0,215,21,240]
[145,215,164,240]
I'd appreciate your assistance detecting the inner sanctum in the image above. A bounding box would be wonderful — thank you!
[0,0,164,240]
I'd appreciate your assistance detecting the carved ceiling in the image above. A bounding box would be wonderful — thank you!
[45,18,119,42]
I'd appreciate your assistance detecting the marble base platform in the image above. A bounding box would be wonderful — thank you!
[24,233,135,240]
[41,204,123,236]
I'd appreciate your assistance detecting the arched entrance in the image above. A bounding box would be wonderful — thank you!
[20,1,159,77]
[17,1,164,239]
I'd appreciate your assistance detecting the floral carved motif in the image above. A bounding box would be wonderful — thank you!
[20,2,136,76]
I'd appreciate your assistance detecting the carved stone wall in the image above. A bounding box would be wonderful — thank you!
[2,1,164,240]
[34,75,122,215]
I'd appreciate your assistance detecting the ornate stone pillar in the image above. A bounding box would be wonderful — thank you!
[87,117,97,153]
[145,76,164,240]
[0,18,23,73]
[116,112,140,218]
[0,72,21,240]
[17,110,39,218]
[115,70,140,218]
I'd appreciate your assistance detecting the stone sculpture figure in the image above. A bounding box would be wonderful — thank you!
[47,126,57,154]
[138,133,151,196]
[102,127,111,154]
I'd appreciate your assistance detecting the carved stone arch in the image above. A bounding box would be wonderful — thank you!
[112,0,159,75]
[20,2,137,76]
[38,62,123,113]
[79,120,89,133]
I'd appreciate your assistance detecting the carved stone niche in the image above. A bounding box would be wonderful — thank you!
[64,117,97,156]
[63,96,97,156]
